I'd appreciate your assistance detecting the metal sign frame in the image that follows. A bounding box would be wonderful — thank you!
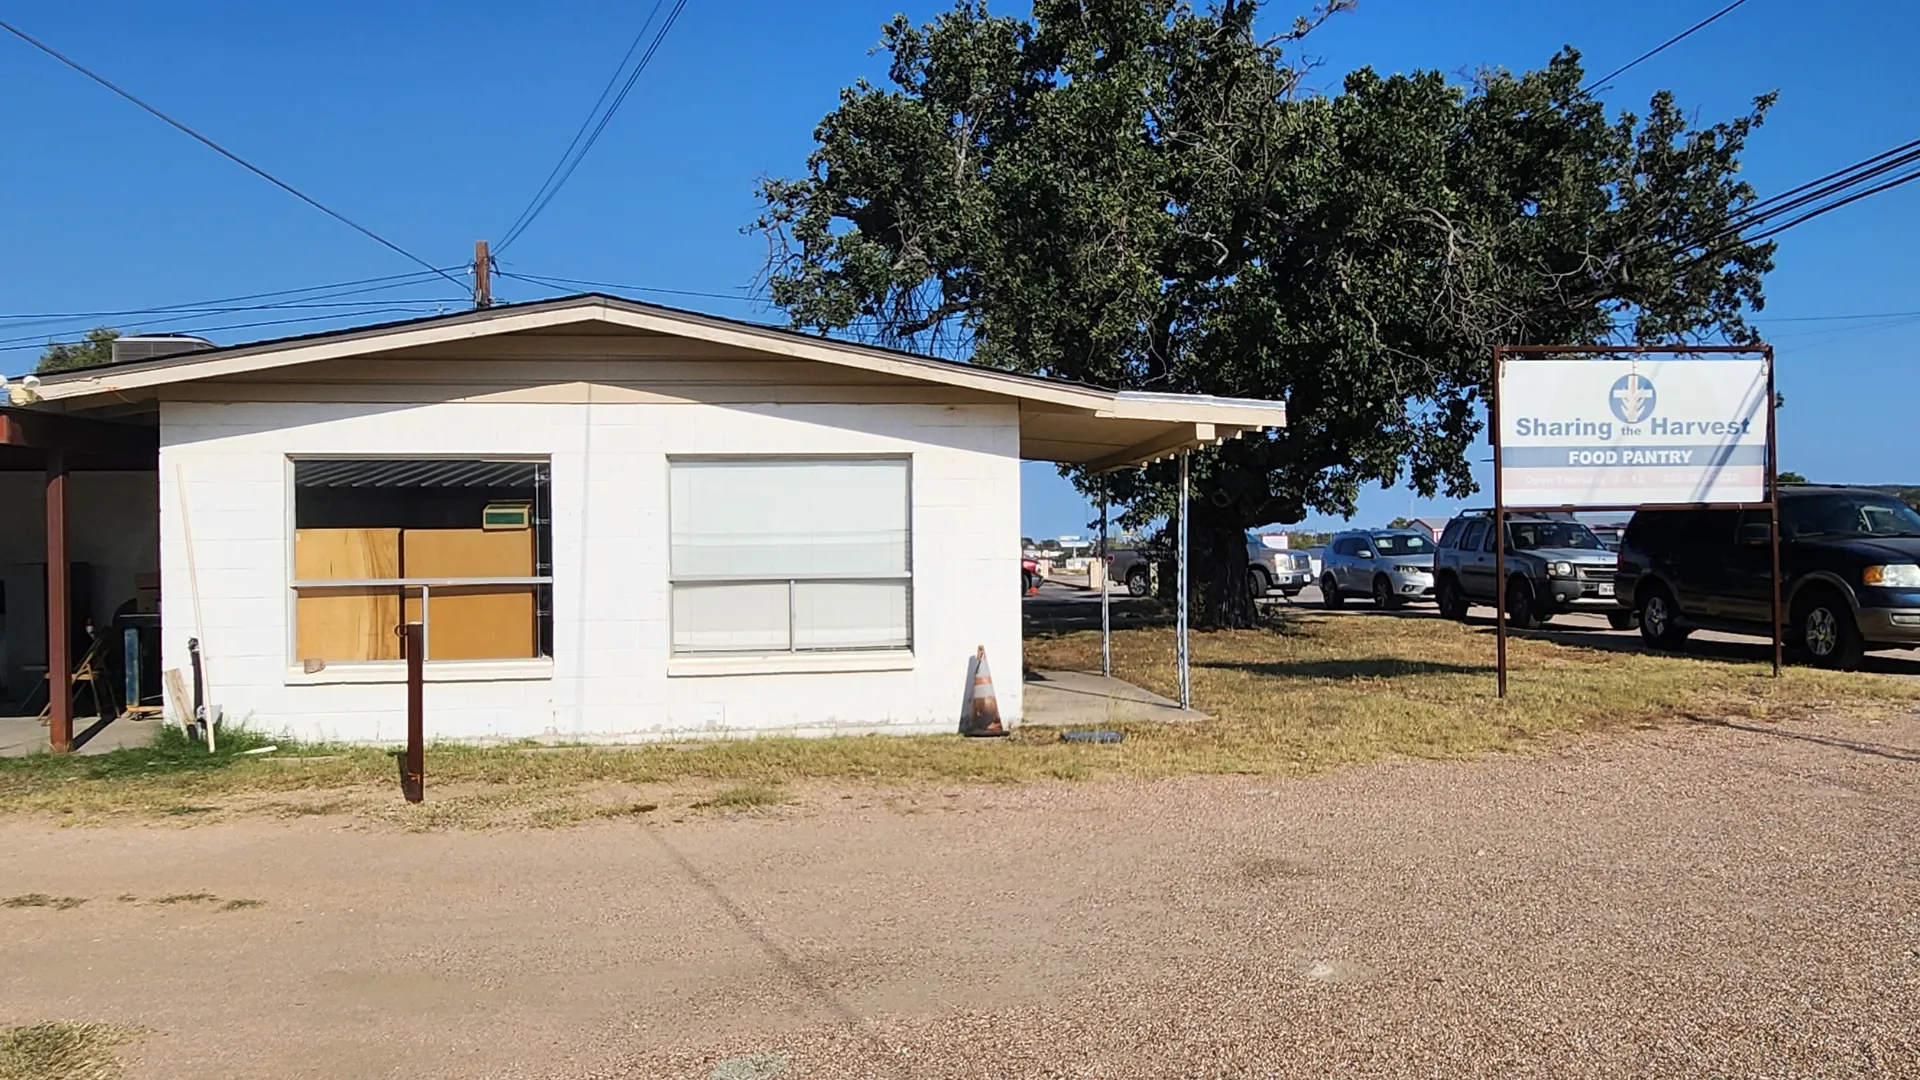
[1489,344,1780,697]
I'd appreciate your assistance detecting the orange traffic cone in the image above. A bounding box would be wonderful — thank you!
[962,646,1007,737]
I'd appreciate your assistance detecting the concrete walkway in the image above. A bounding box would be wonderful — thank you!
[1022,669,1206,727]
[0,713,161,757]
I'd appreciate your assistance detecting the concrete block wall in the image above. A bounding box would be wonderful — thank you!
[157,397,1022,744]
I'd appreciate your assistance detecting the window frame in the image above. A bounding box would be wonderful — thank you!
[284,454,556,669]
[666,454,914,657]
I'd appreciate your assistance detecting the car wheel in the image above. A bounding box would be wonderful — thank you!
[1506,577,1543,630]
[1638,585,1691,649]
[1373,574,1402,611]
[1322,574,1344,610]
[1435,575,1469,621]
[1249,567,1272,597]
[1126,567,1150,598]
[1795,590,1864,670]
[1607,609,1639,632]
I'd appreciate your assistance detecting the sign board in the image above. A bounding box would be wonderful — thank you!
[1497,358,1770,507]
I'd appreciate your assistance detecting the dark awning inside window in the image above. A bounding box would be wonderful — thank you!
[293,459,543,489]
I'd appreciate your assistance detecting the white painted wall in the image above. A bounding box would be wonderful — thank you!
[157,397,1022,744]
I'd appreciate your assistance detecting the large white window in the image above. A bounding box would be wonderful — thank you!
[669,458,911,654]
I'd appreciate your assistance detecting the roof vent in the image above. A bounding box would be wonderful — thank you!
[111,334,217,365]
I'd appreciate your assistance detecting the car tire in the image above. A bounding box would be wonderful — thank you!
[1126,567,1150,598]
[1435,575,1470,621]
[1794,589,1865,671]
[1373,574,1402,611]
[1322,574,1344,610]
[1249,567,1272,597]
[1638,585,1691,649]
[1607,609,1639,632]
[1506,577,1543,630]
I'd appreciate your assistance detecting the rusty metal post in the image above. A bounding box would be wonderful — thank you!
[46,448,72,752]
[402,621,424,802]
[1490,347,1508,699]
[1766,346,1783,678]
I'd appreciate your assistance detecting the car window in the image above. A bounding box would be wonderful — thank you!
[1507,521,1605,551]
[1460,519,1489,552]
[1439,519,1467,549]
[1783,493,1920,540]
[1373,534,1434,555]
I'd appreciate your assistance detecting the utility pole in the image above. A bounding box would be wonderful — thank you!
[473,239,492,309]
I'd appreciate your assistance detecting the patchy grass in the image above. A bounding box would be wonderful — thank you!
[0,1022,129,1080]
[2,894,87,911]
[151,892,217,906]
[218,898,264,912]
[1,613,1912,827]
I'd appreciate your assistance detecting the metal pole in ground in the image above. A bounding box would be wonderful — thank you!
[1100,477,1111,678]
[1491,346,1509,699]
[403,621,424,803]
[1177,450,1191,710]
[1765,345,1783,678]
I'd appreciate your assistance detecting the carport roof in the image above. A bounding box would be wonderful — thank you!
[25,293,1285,471]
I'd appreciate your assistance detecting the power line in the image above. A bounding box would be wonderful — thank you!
[495,0,691,253]
[1584,0,1751,92]
[499,270,763,304]
[0,17,465,292]
[497,0,669,251]
[0,305,452,355]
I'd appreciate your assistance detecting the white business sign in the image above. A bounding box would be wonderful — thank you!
[1498,358,1770,508]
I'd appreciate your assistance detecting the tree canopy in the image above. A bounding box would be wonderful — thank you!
[753,0,1777,624]
[37,327,120,373]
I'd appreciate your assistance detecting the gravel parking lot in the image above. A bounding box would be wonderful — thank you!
[5,706,1919,1079]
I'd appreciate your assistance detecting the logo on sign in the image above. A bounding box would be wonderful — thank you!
[1609,373,1656,425]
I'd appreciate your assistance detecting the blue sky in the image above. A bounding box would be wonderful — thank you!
[4,1,1915,537]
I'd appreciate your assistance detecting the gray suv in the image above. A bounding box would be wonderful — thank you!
[1433,512,1628,629]
[1321,530,1437,610]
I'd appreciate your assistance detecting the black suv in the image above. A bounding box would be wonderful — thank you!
[1616,487,1920,669]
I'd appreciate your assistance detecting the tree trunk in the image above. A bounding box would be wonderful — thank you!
[1194,503,1259,629]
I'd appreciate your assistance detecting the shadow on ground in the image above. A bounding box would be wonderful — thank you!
[1199,657,1492,680]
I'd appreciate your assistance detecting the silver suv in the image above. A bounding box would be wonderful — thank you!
[1320,529,1437,610]
[1432,512,1627,629]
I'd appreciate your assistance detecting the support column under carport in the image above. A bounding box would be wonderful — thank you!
[45,448,71,753]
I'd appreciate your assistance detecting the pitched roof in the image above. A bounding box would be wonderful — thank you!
[31,293,1285,471]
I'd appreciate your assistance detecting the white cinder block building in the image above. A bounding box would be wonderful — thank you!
[2,296,1283,747]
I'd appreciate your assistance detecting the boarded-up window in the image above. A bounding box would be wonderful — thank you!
[291,459,552,664]
[668,458,911,654]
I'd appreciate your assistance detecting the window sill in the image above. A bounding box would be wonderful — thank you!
[285,658,554,686]
[667,650,915,678]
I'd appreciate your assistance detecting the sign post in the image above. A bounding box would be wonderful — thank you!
[1491,345,1778,697]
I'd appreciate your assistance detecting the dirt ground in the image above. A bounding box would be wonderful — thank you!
[5,711,1919,1079]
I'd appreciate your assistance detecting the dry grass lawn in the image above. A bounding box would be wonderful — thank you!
[2,612,1912,828]
[0,1022,129,1080]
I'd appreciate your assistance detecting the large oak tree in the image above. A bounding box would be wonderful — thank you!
[752,0,1775,625]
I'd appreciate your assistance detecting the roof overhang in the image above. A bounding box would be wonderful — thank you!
[26,295,1284,471]
[0,407,159,471]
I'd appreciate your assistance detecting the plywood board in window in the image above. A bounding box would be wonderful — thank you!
[294,529,401,662]
[401,529,536,660]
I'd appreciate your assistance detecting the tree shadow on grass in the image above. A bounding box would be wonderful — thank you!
[1199,657,1493,680]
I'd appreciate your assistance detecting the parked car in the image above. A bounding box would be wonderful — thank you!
[1021,556,1042,594]
[1247,536,1312,597]
[1615,486,1920,669]
[1320,529,1436,610]
[1433,512,1625,629]
[1298,546,1325,580]
[1105,545,1154,597]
